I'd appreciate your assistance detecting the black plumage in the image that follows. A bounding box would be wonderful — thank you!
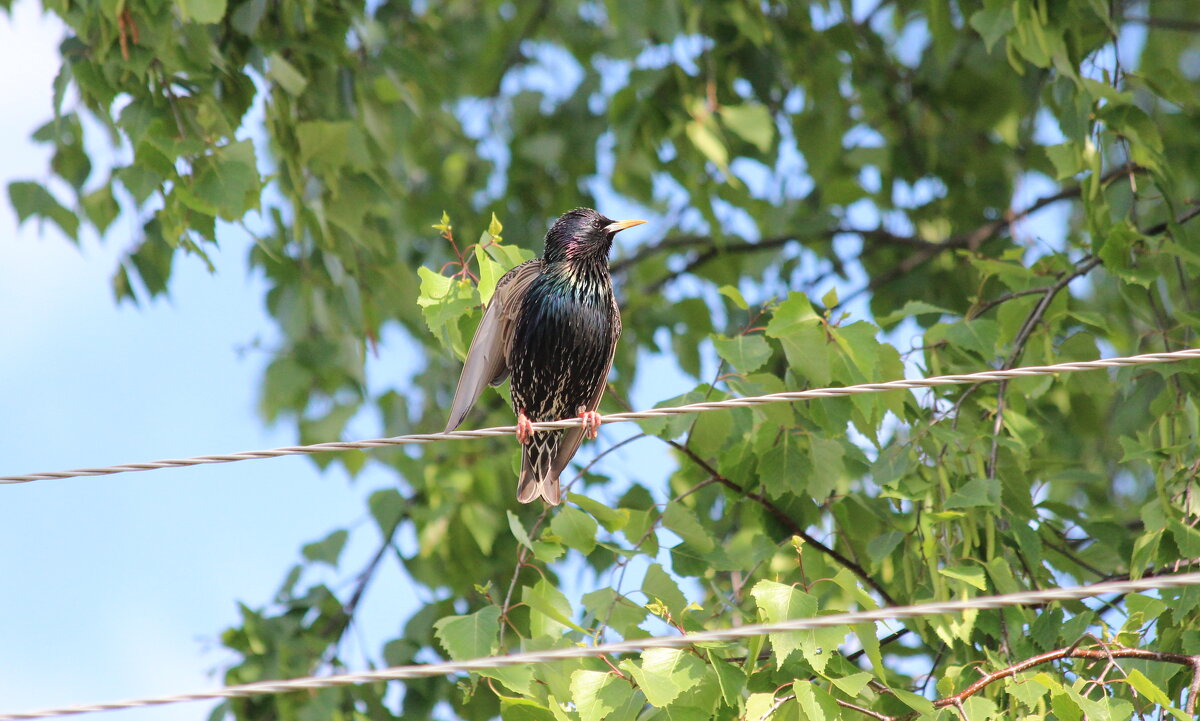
[444,208,645,504]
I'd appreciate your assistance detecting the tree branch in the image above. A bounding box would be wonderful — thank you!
[834,164,1141,310]
[321,508,407,642]
[834,645,1200,721]
[836,698,895,721]
[610,227,927,279]
[662,438,898,606]
[934,646,1197,711]
[1143,202,1200,237]
[1122,15,1200,33]
[617,166,1138,297]
[964,201,1200,476]
[983,254,1102,476]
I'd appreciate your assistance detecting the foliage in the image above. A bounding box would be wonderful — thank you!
[10,0,1200,719]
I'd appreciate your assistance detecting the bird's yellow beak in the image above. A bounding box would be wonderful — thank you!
[605,219,647,234]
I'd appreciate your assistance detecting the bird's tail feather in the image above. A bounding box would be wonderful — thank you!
[517,432,563,505]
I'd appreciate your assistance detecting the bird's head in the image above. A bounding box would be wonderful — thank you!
[543,208,645,264]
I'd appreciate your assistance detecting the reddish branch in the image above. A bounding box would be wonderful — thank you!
[823,645,1200,720]
[939,647,1196,709]
[617,165,1143,304]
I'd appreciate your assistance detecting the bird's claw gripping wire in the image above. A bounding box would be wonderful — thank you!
[578,407,602,440]
[516,411,535,444]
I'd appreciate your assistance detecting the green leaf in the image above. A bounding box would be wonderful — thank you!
[569,493,630,532]
[507,510,534,550]
[623,507,659,556]
[1124,669,1189,720]
[433,605,500,660]
[642,563,689,618]
[482,664,537,696]
[8,181,79,241]
[806,436,844,499]
[766,292,821,336]
[766,293,830,385]
[1125,593,1168,623]
[687,403,733,459]
[544,695,575,721]
[866,531,903,562]
[943,318,999,360]
[829,671,874,696]
[853,623,884,673]
[1045,142,1082,180]
[712,334,772,373]
[460,501,502,555]
[720,103,774,152]
[709,654,746,707]
[301,529,348,567]
[969,7,1015,51]
[571,670,639,721]
[176,0,226,24]
[487,212,504,238]
[792,680,839,721]
[368,488,406,533]
[532,540,564,563]
[891,687,935,714]
[499,695,554,719]
[939,564,988,591]
[417,266,476,356]
[1008,673,1050,707]
[267,52,308,96]
[188,141,261,220]
[582,587,649,639]
[757,433,807,499]
[81,185,119,235]
[475,245,506,305]
[718,285,748,310]
[296,120,370,173]
[618,648,705,707]
[417,265,455,306]
[685,120,729,173]
[745,693,777,721]
[550,506,598,555]
[750,580,816,667]
[663,502,715,553]
[484,239,535,270]
[875,300,953,327]
[1169,518,1200,557]
[522,579,586,634]
[945,478,1001,509]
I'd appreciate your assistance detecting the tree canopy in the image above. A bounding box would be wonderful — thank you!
[10,0,1200,719]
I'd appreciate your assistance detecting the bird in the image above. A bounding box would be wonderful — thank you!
[444,208,646,504]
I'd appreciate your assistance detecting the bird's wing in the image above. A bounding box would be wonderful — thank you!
[548,294,622,483]
[444,260,543,432]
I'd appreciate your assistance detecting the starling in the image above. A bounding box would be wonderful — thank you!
[444,208,646,504]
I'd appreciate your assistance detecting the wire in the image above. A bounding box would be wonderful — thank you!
[3,348,1199,484]
[2,572,1197,720]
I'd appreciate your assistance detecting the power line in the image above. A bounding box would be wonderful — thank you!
[3,348,1199,484]
[2,572,1197,720]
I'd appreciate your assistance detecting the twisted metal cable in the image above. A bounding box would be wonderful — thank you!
[3,572,1198,720]
[4,348,1200,484]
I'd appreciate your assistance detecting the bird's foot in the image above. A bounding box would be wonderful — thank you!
[578,406,602,440]
[516,411,535,444]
